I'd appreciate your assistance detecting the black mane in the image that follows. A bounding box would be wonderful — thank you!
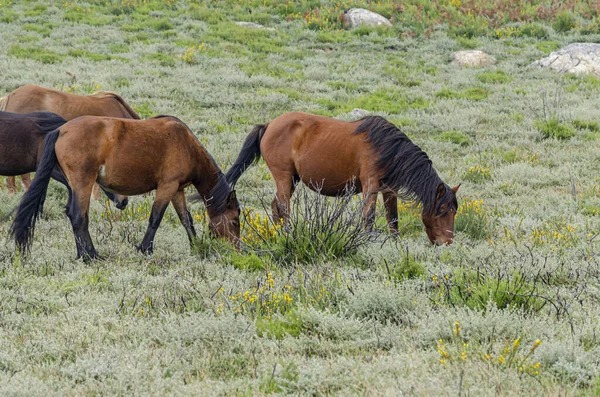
[354,116,456,215]
[206,170,232,214]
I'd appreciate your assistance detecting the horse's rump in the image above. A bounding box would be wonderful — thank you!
[91,91,140,119]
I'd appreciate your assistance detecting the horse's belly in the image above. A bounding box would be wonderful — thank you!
[302,177,362,196]
[97,165,158,196]
[0,154,36,176]
[296,161,362,196]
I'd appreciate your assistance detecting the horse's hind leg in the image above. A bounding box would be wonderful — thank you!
[382,189,399,234]
[138,183,178,254]
[21,173,31,192]
[66,178,97,260]
[171,189,196,246]
[360,176,380,233]
[271,173,297,228]
[7,176,16,194]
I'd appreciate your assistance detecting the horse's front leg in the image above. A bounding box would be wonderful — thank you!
[382,188,399,235]
[171,189,197,246]
[138,183,178,254]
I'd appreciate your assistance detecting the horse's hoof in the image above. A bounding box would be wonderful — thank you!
[116,198,128,210]
[136,244,153,255]
[78,251,99,262]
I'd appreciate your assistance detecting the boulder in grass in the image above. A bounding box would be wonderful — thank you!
[451,50,496,67]
[531,43,600,75]
[341,8,392,29]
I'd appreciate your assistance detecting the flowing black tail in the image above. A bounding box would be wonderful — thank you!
[225,124,268,186]
[10,129,60,253]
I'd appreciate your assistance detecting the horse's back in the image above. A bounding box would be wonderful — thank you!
[260,112,377,195]
[5,85,136,120]
[55,116,198,195]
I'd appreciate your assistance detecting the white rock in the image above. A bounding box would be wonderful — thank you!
[531,43,600,75]
[349,108,370,118]
[342,8,392,29]
[451,50,496,67]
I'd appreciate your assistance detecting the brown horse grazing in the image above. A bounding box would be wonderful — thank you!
[226,112,460,245]
[0,84,140,195]
[0,111,127,210]
[11,115,241,260]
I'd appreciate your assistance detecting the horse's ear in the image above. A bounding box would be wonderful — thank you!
[452,184,461,193]
[436,183,446,200]
[227,190,238,208]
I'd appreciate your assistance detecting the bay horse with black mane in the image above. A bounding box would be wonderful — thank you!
[0,111,127,210]
[11,115,240,259]
[226,112,460,245]
[0,84,140,196]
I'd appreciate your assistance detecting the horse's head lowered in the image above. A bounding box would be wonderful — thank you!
[422,183,460,245]
[208,190,241,246]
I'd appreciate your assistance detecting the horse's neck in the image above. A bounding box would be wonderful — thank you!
[192,152,227,215]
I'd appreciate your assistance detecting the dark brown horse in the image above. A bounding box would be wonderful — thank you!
[11,115,240,259]
[0,84,140,195]
[226,112,459,245]
[0,111,127,209]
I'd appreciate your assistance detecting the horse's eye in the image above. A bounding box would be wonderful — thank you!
[232,220,239,228]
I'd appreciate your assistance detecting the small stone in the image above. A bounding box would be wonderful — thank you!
[342,8,392,29]
[451,50,496,67]
[349,108,370,118]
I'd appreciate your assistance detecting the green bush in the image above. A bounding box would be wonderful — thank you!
[553,11,576,33]
[226,252,266,271]
[435,87,490,101]
[256,312,302,339]
[444,270,546,312]
[149,18,174,31]
[388,255,426,281]
[477,69,512,84]
[249,188,371,265]
[437,130,472,146]
[455,199,493,240]
[573,119,600,132]
[535,119,575,140]
[519,23,550,39]
[456,37,479,49]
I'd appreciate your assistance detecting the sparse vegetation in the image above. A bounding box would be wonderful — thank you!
[0,0,600,395]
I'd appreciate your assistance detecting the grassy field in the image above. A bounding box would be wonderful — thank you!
[2,0,600,395]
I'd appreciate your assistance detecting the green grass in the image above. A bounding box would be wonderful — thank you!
[436,87,491,101]
[477,69,512,84]
[437,130,472,146]
[8,45,63,64]
[0,0,600,394]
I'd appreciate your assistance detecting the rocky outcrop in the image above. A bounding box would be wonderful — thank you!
[531,43,600,75]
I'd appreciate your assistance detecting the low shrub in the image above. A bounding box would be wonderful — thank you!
[535,119,575,140]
